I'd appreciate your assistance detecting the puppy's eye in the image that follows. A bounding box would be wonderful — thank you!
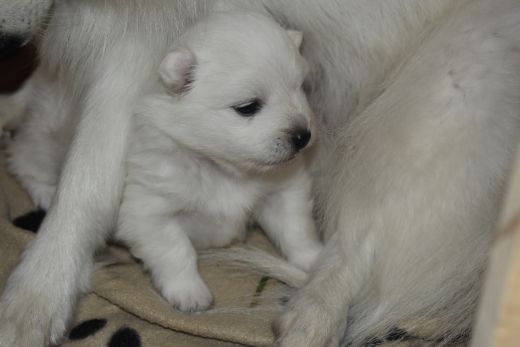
[232,99,263,117]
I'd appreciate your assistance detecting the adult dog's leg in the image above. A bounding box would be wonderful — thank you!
[0,45,153,346]
[273,232,369,347]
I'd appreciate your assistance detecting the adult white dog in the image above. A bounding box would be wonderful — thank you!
[1,0,520,346]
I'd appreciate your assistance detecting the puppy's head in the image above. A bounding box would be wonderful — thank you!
[149,12,314,172]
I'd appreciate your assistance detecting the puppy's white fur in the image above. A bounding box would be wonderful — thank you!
[116,12,321,312]
[0,0,520,346]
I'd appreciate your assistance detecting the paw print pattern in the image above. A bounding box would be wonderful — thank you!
[108,327,141,347]
[68,319,107,340]
[67,319,141,347]
[12,208,46,232]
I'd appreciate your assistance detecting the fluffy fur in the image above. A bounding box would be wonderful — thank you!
[1,0,520,346]
[116,11,321,312]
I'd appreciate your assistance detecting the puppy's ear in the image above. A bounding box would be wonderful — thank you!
[286,30,303,49]
[159,48,196,93]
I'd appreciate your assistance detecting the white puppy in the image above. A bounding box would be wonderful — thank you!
[116,12,321,312]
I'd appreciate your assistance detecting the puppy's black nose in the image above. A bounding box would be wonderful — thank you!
[291,128,311,151]
[0,35,24,59]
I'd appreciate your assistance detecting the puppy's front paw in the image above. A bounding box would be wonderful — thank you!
[0,286,70,347]
[159,273,213,312]
[273,296,342,347]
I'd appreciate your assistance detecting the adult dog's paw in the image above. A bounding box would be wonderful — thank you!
[159,273,213,312]
[0,287,70,347]
[273,296,343,347]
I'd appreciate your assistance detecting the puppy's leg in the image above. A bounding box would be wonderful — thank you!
[118,195,213,312]
[255,169,323,272]
[0,47,152,347]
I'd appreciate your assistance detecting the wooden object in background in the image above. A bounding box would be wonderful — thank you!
[472,144,520,347]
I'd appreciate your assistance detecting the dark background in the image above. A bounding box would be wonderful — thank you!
[0,44,37,93]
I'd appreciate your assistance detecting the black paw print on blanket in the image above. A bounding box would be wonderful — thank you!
[12,208,46,232]
[69,319,141,347]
